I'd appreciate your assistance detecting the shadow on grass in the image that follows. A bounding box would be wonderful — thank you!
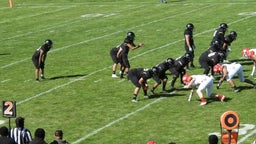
[49,74,86,80]
[0,53,11,56]
[237,85,255,92]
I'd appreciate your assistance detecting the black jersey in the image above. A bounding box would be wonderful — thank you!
[32,44,51,60]
[174,55,189,70]
[120,37,135,55]
[210,27,226,46]
[156,61,173,74]
[128,68,153,80]
[184,29,194,49]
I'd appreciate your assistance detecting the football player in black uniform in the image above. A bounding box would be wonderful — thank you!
[117,32,144,78]
[168,53,192,90]
[221,31,237,61]
[199,50,224,76]
[184,23,195,68]
[150,58,175,94]
[128,67,159,102]
[210,23,228,46]
[32,39,53,82]
[110,44,123,78]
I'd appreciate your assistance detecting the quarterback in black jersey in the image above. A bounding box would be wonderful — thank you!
[150,58,175,94]
[32,39,53,82]
[117,32,144,78]
[128,67,159,102]
[110,44,123,78]
[168,53,192,90]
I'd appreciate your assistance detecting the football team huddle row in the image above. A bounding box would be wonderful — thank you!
[109,23,256,105]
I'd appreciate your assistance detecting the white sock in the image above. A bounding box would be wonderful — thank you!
[251,66,256,76]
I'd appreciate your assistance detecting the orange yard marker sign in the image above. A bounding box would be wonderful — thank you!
[9,0,13,8]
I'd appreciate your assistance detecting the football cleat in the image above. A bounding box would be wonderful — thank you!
[200,101,207,106]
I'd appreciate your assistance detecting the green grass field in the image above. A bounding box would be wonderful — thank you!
[1,0,256,143]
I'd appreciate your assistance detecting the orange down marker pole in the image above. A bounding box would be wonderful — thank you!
[9,0,13,8]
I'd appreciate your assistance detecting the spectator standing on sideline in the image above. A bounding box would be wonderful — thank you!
[182,74,225,106]
[128,67,159,102]
[213,63,256,92]
[29,128,47,144]
[50,130,68,144]
[10,117,32,144]
[117,32,145,78]
[32,39,53,82]
[184,23,196,68]
[0,126,16,144]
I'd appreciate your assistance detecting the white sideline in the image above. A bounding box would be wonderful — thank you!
[72,97,165,144]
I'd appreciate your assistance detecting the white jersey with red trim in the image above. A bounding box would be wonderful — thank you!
[190,75,214,97]
[223,63,244,82]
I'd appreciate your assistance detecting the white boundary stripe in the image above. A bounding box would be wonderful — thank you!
[72,97,165,144]
[238,129,256,144]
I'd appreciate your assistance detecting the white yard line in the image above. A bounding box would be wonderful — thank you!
[238,129,256,144]
[72,97,165,144]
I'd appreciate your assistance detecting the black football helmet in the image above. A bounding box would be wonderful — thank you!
[219,23,228,29]
[184,52,192,62]
[44,39,53,46]
[230,31,237,40]
[151,66,159,75]
[166,58,175,65]
[186,23,194,30]
[127,31,135,41]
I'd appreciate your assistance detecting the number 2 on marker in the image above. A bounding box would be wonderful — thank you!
[2,100,16,118]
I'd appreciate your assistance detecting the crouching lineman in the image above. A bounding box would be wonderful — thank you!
[213,63,256,92]
[182,74,225,106]
[150,58,175,94]
[242,48,256,77]
[128,67,159,102]
[168,53,192,91]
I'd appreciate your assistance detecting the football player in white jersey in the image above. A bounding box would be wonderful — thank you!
[213,63,256,92]
[182,74,225,106]
[242,48,256,77]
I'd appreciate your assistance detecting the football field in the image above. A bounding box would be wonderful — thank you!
[1,0,256,143]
